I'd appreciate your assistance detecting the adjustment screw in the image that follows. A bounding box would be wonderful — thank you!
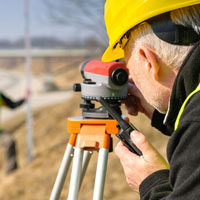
[116,124,121,130]
[73,83,81,92]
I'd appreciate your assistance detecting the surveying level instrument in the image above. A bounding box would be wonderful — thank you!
[50,60,142,200]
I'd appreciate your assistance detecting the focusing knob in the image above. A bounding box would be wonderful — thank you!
[111,68,128,86]
[73,83,81,92]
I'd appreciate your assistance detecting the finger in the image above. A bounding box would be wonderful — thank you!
[125,95,138,106]
[129,77,134,84]
[121,93,137,105]
[114,141,135,160]
[130,131,152,156]
[125,96,139,109]
[125,105,138,115]
[128,82,140,96]
[128,82,145,103]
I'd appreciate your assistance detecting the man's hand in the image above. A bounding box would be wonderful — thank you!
[124,81,154,119]
[115,130,169,192]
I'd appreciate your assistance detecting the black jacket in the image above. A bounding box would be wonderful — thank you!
[139,42,200,199]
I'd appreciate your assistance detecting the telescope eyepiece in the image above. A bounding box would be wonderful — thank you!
[111,68,128,86]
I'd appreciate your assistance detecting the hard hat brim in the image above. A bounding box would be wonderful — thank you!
[102,44,124,62]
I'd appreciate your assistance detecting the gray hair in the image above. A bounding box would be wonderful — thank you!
[128,4,200,69]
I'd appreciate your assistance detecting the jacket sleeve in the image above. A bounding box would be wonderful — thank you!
[1,93,25,109]
[139,170,172,199]
[139,93,200,199]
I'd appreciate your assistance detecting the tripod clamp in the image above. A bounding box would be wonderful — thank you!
[67,116,119,151]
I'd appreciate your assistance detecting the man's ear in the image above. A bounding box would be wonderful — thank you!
[138,46,160,81]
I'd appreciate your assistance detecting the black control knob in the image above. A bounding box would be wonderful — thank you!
[111,68,128,86]
[116,124,121,130]
[80,101,95,109]
[73,83,81,92]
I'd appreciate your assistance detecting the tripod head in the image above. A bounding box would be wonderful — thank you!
[73,60,129,118]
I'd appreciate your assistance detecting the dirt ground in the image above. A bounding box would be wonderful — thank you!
[0,56,169,200]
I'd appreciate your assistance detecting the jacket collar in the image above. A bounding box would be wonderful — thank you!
[164,42,200,132]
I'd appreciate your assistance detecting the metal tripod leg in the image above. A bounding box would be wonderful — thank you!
[67,147,84,200]
[93,148,109,200]
[80,150,93,188]
[50,143,74,200]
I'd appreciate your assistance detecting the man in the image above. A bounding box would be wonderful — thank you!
[0,92,25,174]
[102,0,200,199]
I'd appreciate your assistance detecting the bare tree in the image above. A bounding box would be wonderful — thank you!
[42,0,108,49]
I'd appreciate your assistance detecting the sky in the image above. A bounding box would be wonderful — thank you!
[0,0,24,39]
[0,0,88,41]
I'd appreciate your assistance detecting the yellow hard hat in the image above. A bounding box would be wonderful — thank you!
[102,0,200,62]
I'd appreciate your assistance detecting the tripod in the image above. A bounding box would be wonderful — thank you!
[50,116,120,200]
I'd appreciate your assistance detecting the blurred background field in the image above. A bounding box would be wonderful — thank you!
[0,55,169,200]
[0,1,169,199]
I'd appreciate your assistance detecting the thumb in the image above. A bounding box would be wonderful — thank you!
[130,131,152,155]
